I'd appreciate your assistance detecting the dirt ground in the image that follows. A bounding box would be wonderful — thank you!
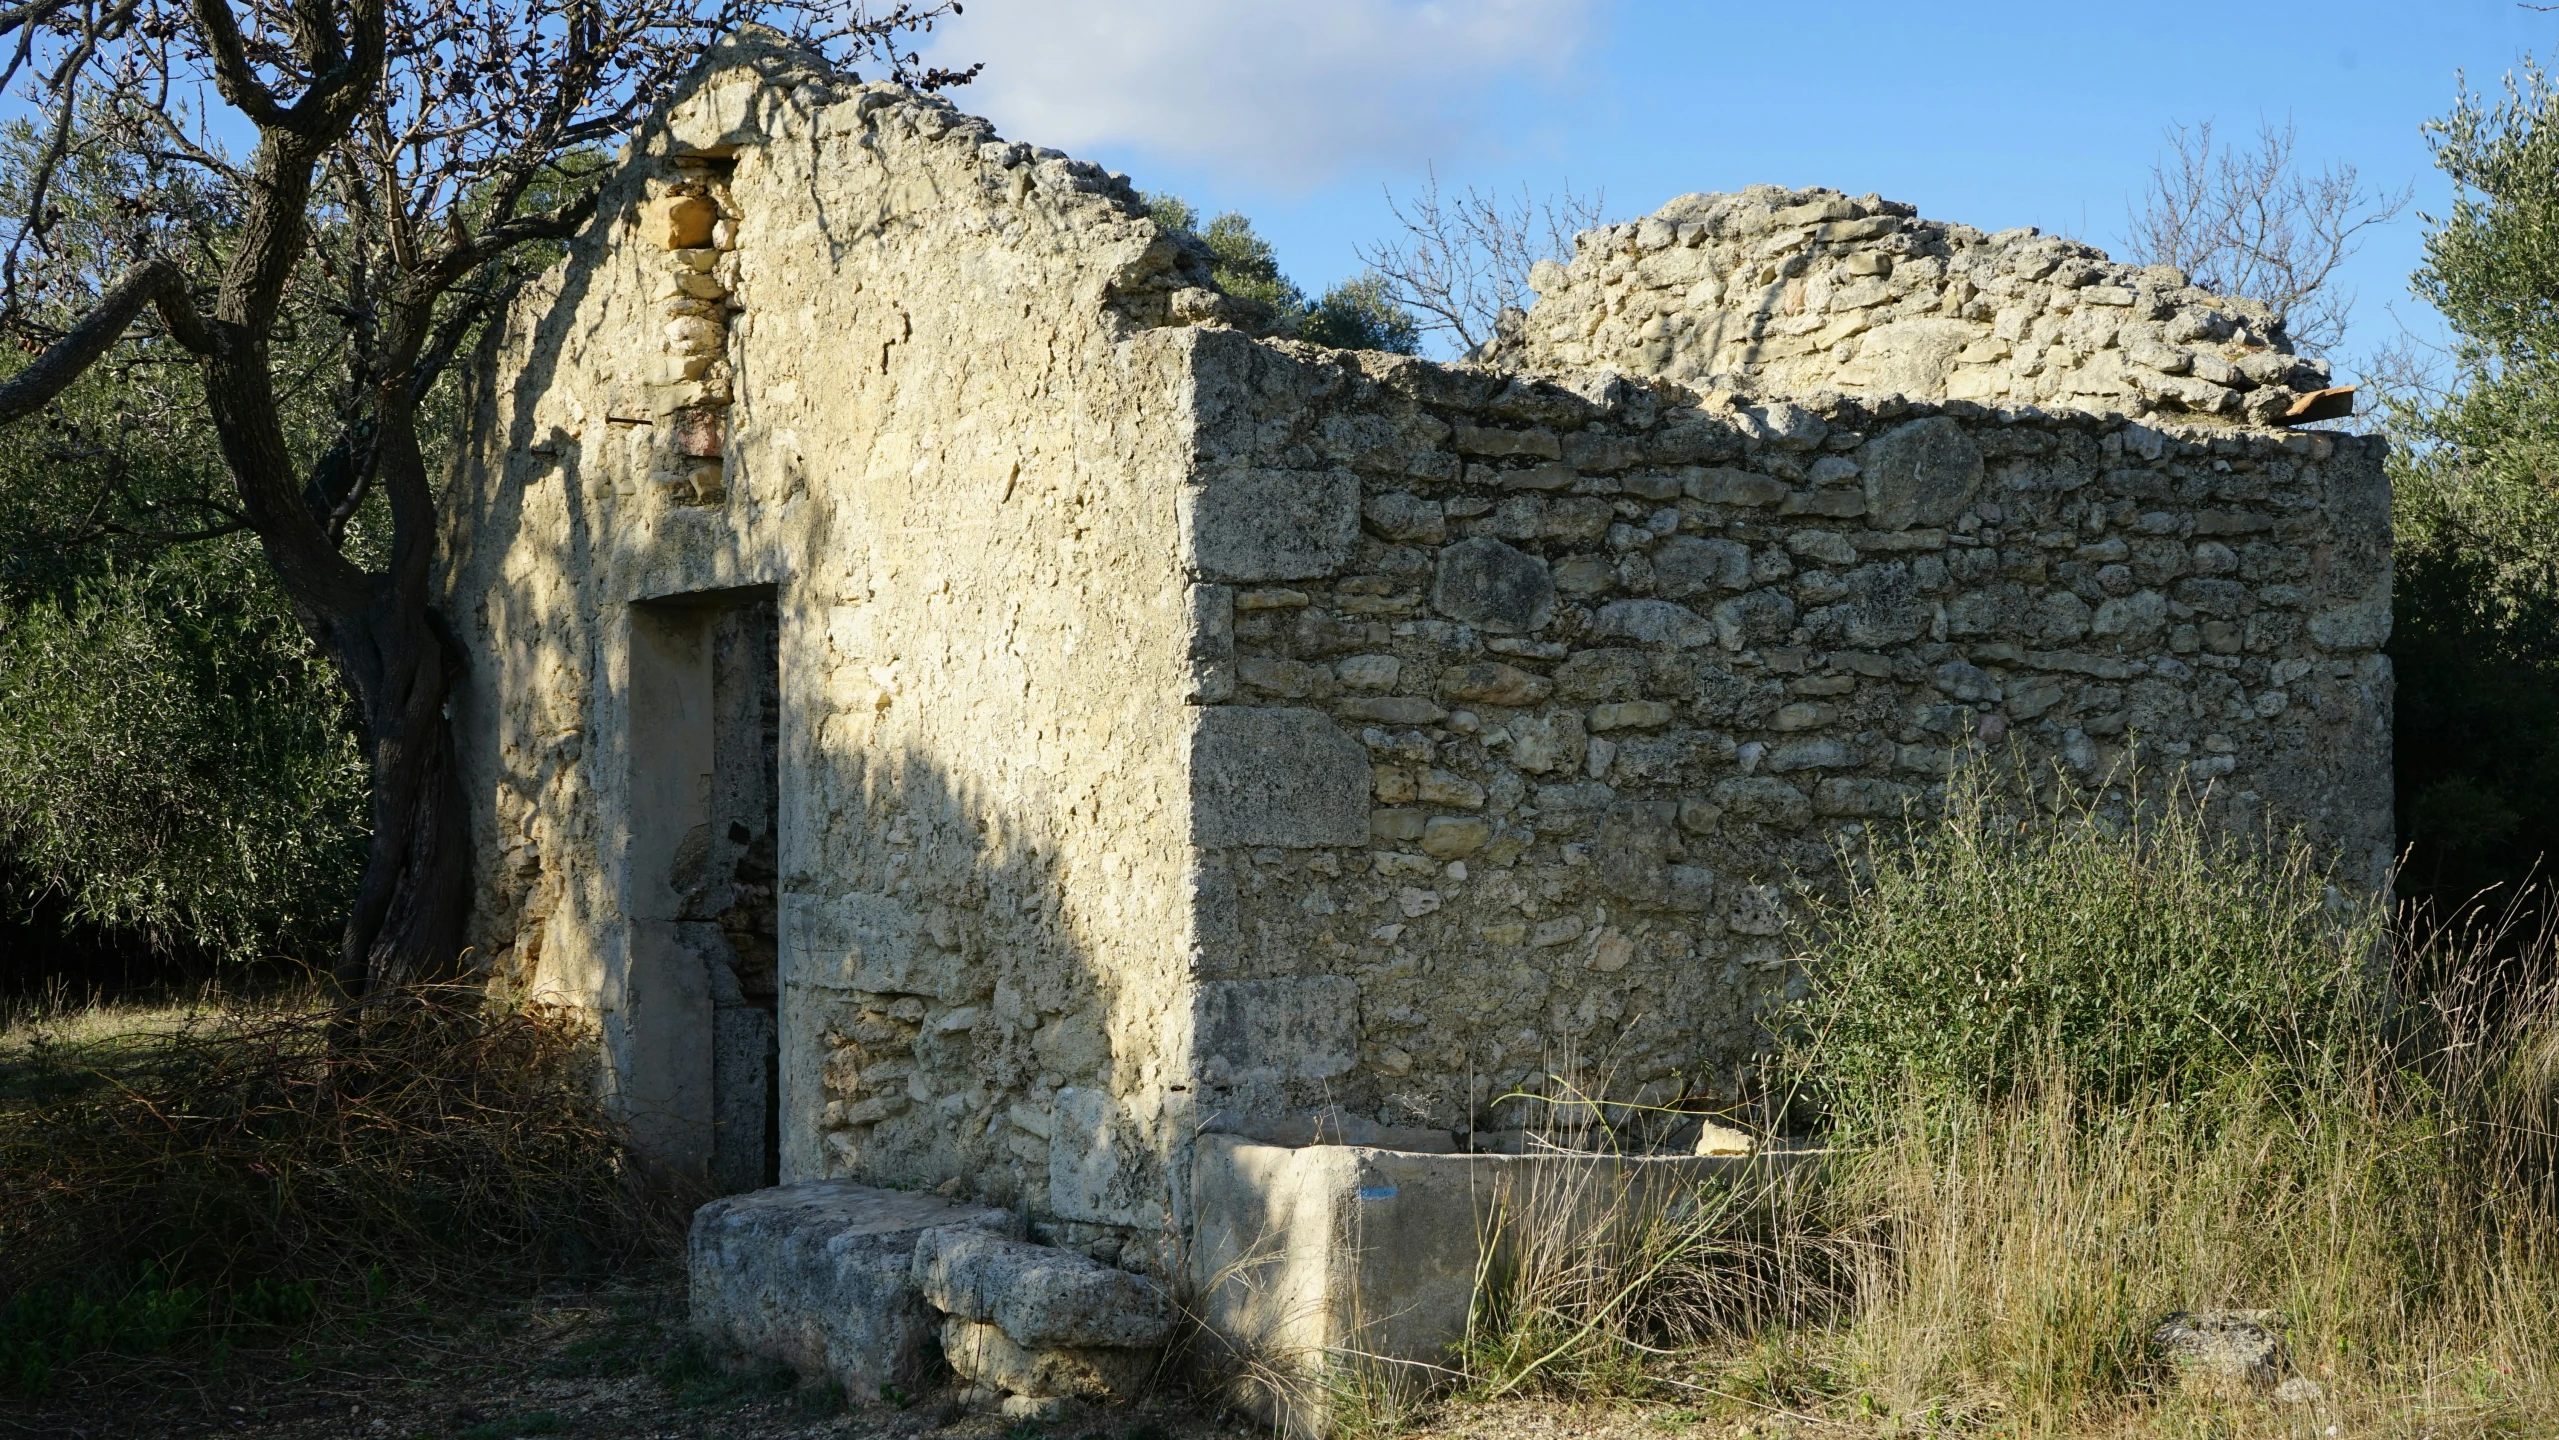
[2,1267,1192,1440]
[0,1268,1753,1440]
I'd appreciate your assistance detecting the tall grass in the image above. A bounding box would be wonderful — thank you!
[0,989,663,1397]
[1810,1043,2559,1434]
[1443,765,2559,1436]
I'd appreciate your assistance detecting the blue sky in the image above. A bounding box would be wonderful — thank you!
[921,1,2559,378]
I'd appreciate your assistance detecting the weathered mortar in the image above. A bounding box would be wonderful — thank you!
[440,33,2392,1272]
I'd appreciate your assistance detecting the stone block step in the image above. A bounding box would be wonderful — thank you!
[690,1181,1018,1394]
[912,1227,1174,1349]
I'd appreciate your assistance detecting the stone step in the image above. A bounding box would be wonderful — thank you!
[912,1227,1174,1350]
[690,1181,1019,1395]
[940,1317,1158,1403]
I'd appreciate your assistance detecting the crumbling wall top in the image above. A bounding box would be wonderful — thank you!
[1499,185,2352,429]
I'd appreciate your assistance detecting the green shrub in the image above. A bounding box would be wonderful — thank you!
[0,115,369,969]
[1299,274,1423,355]
[1141,191,1421,354]
[1435,772,2559,1433]
[0,548,367,963]
[1780,762,2382,1130]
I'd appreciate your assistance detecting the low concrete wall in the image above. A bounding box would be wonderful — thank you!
[1189,1134,1795,1435]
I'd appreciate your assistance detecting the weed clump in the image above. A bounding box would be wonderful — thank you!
[1786,765,2383,1126]
[1428,763,2559,1436]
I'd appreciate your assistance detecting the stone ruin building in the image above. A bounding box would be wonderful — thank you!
[442,31,2393,1428]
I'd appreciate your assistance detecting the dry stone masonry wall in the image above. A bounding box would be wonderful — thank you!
[1504,186,2355,427]
[1177,329,2390,1138]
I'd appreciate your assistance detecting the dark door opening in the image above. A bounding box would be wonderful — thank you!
[628,587,780,1195]
[703,596,781,1193]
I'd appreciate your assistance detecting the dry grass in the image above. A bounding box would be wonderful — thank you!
[1437,1005,2559,1436]
[0,984,666,1399]
[1415,772,2559,1438]
[1805,1049,2559,1436]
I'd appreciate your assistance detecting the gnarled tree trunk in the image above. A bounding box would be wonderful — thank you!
[331,598,470,994]
[0,0,964,1003]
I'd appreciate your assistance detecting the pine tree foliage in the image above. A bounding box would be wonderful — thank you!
[1144,192,1420,355]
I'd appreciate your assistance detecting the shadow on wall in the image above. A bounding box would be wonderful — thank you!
[429,86,1195,1257]
[775,741,1186,1268]
[454,450,1173,1253]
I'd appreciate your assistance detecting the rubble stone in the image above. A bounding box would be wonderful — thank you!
[942,1318,1156,1401]
[1500,185,2346,425]
[2151,1309,2288,1394]
[1433,537,1556,633]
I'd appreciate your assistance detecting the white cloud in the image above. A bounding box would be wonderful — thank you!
[916,0,1601,189]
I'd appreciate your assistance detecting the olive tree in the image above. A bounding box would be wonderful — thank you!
[0,0,970,999]
[2386,61,2559,919]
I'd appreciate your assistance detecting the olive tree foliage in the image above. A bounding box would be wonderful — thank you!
[2122,116,2410,358]
[1143,193,1419,355]
[2382,61,2559,919]
[0,548,368,963]
[0,0,970,999]
[1354,166,1605,356]
[0,113,367,965]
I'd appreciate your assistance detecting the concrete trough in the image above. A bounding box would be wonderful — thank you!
[1188,1136,1820,1436]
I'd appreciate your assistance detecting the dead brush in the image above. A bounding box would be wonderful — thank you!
[0,986,667,1396]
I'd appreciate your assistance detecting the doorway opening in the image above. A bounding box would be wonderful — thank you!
[627,586,780,1194]
[703,595,780,1191]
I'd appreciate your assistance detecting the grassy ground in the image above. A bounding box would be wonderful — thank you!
[0,1034,2520,1439]
[7,768,2553,1439]
[0,1258,1248,1440]
[0,980,667,1423]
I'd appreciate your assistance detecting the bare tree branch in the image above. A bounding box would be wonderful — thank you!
[2124,116,2411,356]
[2346,302,2456,434]
[190,0,292,125]
[1356,166,1604,355]
[0,0,82,44]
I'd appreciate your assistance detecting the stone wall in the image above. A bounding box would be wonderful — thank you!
[1178,329,2392,1135]
[1501,186,2349,426]
[445,33,1237,1249]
